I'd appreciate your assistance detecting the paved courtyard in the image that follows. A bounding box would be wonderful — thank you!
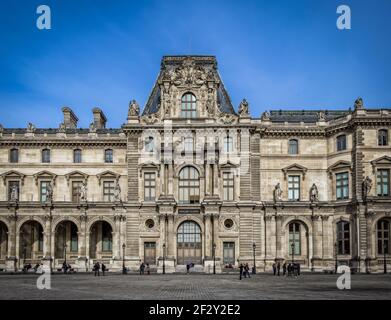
[0,273,390,300]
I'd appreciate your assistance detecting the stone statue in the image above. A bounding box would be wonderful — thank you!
[46,183,53,203]
[273,183,283,203]
[26,122,36,132]
[317,111,326,122]
[310,183,319,202]
[58,122,66,133]
[261,111,270,121]
[113,180,121,202]
[128,100,140,117]
[79,182,87,202]
[362,176,372,199]
[89,122,97,133]
[238,99,250,117]
[10,185,19,202]
[206,96,215,115]
[354,97,363,110]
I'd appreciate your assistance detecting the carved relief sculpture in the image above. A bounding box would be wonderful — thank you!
[309,183,319,202]
[273,183,283,203]
[113,180,122,202]
[10,185,19,202]
[362,176,372,199]
[238,99,250,117]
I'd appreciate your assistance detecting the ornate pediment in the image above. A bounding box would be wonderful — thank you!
[96,171,120,185]
[0,170,26,185]
[33,170,57,185]
[65,170,89,184]
[371,155,391,172]
[327,160,352,178]
[138,162,160,178]
[282,163,308,179]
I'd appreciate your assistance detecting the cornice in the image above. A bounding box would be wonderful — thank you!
[0,139,126,148]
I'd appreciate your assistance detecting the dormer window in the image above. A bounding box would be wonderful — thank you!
[181,93,197,118]
[337,135,347,151]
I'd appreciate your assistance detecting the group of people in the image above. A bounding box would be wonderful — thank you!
[62,261,73,274]
[22,263,46,274]
[139,261,150,275]
[273,262,301,277]
[238,263,252,280]
[93,261,107,276]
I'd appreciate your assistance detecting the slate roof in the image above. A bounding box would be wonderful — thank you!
[142,55,236,116]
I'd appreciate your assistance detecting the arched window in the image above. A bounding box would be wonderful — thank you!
[145,137,154,152]
[177,221,202,265]
[288,139,298,155]
[377,219,390,255]
[289,222,301,255]
[181,93,197,118]
[104,149,113,163]
[337,135,347,151]
[73,149,82,163]
[337,221,350,255]
[42,149,51,163]
[9,148,19,163]
[179,166,200,204]
[378,129,389,146]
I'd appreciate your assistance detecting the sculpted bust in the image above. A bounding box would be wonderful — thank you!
[273,183,283,203]
[128,100,140,117]
[261,111,270,121]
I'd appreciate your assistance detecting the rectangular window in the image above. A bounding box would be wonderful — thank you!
[102,223,112,252]
[42,149,51,163]
[8,181,20,201]
[336,172,349,200]
[337,222,350,255]
[144,242,156,265]
[288,175,300,201]
[223,242,235,265]
[105,149,113,163]
[73,149,82,163]
[288,224,301,255]
[144,172,156,201]
[337,135,347,151]
[223,172,234,201]
[40,181,50,203]
[72,181,82,202]
[377,169,390,197]
[103,181,115,202]
[70,223,78,252]
[224,137,233,153]
[10,149,19,163]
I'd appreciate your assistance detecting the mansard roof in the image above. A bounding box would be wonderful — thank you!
[268,110,350,123]
[142,55,236,116]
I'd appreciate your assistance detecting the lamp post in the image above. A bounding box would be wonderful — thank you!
[384,242,387,274]
[334,242,338,274]
[122,243,127,274]
[291,242,295,264]
[162,243,166,274]
[252,242,256,274]
[213,243,216,274]
[64,244,67,264]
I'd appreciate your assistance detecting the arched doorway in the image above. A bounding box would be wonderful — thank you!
[177,221,202,265]
[0,222,8,265]
[19,221,44,265]
[89,221,113,261]
[286,221,309,265]
[55,221,78,264]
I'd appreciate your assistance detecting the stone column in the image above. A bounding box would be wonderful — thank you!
[42,211,53,270]
[168,164,173,195]
[6,212,18,272]
[264,214,276,269]
[311,215,323,270]
[212,214,220,258]
[275,214,283,260]
[76,214,88,272]
[167,214,175,258]
[204,214,212,258]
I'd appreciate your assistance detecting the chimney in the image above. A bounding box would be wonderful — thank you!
[61,107,78,129]
[92,107,107,129]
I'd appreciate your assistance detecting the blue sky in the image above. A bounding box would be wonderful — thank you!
[0,0,390,128]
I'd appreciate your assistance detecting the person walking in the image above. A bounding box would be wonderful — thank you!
[245,263,251,278]
[62,261,68,274]
[297,263,301,276]
[101,263,106,276]
[146,263,150,275]
[282,262,287,276]
[94,261,100,277]
[272,262,276,276]
[239,263,244,280]
[186,263,190,274]
[277,262,281,276]
[139,261,145,275]
[287,263,292,277]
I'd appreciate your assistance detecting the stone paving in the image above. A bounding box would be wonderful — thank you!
[0,273,390,300]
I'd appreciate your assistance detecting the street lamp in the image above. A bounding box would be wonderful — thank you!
[64,244,67,264]
[384,242,388,274]
[334,242,338,274]
[162,243,166,274]
[122,243,127,274]
[252,242,256,274]
[291,242,295,264]
[213,243,216,275]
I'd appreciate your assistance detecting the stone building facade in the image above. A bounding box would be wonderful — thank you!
[0,55,390,273]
